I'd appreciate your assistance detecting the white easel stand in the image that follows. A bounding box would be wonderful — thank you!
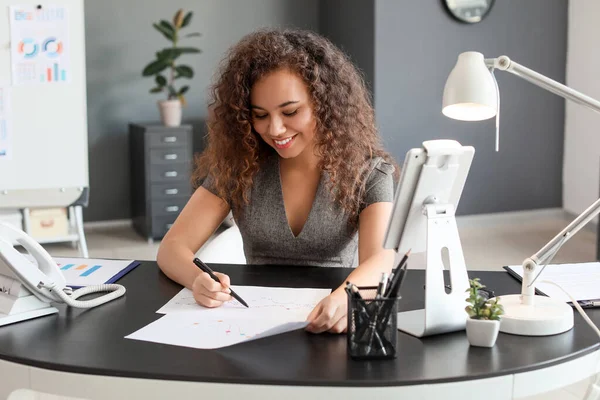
[0,289,58,327]
[73,205,88,258]
[397,203,470,337]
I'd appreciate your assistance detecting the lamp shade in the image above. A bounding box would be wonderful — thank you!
[442,52,497,121]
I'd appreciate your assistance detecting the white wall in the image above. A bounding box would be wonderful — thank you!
[564,0,600,215]
[376,0,567,215]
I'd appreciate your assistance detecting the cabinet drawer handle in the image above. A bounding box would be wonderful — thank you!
[166,223,174,229]
[164,153,178,160]
[163,136,177,143]
[164,171,178,178]
[164,188,179,195]
[165,206,180,212]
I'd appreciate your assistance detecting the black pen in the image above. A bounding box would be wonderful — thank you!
[376,251,410,331]
[385,249,411,298]
[193,258,249,308]
[573,300,600,309]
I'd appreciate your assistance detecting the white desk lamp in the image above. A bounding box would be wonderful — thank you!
[443,51,600,336]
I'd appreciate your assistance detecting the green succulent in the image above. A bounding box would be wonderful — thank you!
[142,9,201,106]
[465,278,504,321]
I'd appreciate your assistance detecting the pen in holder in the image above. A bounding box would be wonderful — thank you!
[347,286,399,360]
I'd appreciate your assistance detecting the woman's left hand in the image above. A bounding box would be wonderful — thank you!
[305,290,348,334]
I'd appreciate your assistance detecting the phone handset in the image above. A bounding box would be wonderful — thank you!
[0,222,125,308]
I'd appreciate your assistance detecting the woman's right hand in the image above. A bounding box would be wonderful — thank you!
[191,271,233,308]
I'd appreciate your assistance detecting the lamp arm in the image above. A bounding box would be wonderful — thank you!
[477,55,600,303]
[484,56,600,114]
[519,198,600,304]
[533,199,600,266]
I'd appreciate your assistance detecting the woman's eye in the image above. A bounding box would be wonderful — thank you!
[283,109,298,117]
[253,114,268,120]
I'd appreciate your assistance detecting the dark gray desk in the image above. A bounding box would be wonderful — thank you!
[1,262,599,399]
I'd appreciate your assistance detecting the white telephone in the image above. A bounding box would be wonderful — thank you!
[0,221,126,326]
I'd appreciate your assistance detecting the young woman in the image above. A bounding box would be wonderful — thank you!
[157,28,397,334]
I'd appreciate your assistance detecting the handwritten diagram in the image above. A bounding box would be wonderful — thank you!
[128,285,330,349]
[192,319,256,339]
[126,313,308,349]
[175,294,319,311]
[229,296,312,310]
[158,286,331,316]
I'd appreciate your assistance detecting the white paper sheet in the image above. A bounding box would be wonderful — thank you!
[157,286,331,316]
[126,313,308,349]
[127,286,331,349]
[507,262,600,302]
[0,86,12,159]
[9,5,71,85]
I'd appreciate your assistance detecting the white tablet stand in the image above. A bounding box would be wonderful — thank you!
[383,140,475,337]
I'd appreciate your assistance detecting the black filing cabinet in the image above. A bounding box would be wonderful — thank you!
[129,123,193,243]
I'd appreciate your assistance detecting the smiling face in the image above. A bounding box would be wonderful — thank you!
[250,69,317,160]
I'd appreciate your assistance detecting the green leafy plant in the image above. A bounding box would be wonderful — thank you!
[465,278,504,320]
[142,9,201,106]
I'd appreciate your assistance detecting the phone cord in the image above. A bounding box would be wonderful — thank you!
[42,282,126,308]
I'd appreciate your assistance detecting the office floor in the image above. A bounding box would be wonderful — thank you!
[41,208,598,400]
[43,208,597,268]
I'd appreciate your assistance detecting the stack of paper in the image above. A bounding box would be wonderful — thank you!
[505,262,600,303]
[126,286,331,349]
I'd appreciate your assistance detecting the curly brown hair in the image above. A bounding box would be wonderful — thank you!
[193,28,397,227]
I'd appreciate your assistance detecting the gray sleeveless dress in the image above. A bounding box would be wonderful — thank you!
[202,154,394,268]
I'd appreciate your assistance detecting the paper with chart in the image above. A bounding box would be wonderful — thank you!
[9,5,71,85]
[24,255,138,288]
[156,286,331,316]
[126,286,331,349]
[0,87,11,159]
[507,262,600,302]
[125,313,310,349]
[55,257,139,288]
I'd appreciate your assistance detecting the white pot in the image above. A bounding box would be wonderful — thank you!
[158,99,182,127]
[466,318,500,348]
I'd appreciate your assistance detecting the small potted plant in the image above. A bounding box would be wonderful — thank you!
[465,278,504,347]
[142,9,201,127]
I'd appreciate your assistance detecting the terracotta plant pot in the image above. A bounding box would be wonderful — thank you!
[158,99,182,127]
[466,318,500,347]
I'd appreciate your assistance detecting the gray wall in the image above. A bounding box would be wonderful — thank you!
[319,0,375,94]
[84,0,319,221]
[84,0,568,221]
[375,0,568,214]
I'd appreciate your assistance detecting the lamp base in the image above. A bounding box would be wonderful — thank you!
[497,294,574,336]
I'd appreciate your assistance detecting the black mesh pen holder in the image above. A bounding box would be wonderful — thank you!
[347,286,399,360]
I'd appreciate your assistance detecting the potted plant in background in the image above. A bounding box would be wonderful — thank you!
[465,278,504,347]
[142,9,201,127]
